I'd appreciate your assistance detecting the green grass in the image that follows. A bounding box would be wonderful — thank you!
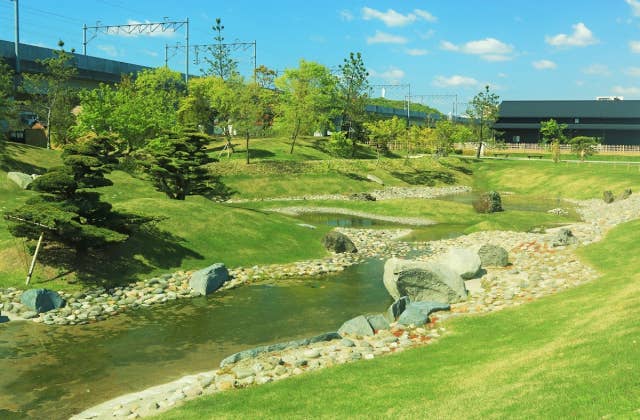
[157,219,640,419]
[472,159,640,199]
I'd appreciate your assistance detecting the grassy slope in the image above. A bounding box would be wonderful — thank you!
[157,213,640,420]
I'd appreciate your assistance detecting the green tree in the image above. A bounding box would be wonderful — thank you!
[73,68,185,152]
[203,18,238,80]
[137,126,228,200]
[327,131,351,158]
[467,85,500,158]
[0,59,17,132]
[5,134,132,262]
[569,135,599,161]
[274,60,338,154]
[232,80,276,164]
[540,119,568,163]
[23,41,78,148]
[364,116,405,161]
[338,52,370,156]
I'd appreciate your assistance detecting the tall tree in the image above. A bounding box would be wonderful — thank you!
[274,60,338,154]
[233,79,276,163]
[364,116,405,161]
[540,118,568,163]
[73,68,186,152]
[203,18,238,81]
[338,52,370,157]
[23,41,78,148]
[0,59,17,131]
[467,85,500,158]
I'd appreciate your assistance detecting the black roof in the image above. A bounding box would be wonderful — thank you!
[499,100,640,119]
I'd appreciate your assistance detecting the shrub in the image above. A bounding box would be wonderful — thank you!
[327,131,351,158]
[473,191,503,213]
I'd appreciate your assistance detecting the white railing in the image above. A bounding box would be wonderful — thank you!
[459,142,640,153]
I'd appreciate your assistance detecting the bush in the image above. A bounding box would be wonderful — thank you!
[473,191,503,213]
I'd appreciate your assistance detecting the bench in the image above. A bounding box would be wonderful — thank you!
[527,154,543,159]
[491,153,509,158]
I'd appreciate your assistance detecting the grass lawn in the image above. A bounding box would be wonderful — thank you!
[156,219,640,419]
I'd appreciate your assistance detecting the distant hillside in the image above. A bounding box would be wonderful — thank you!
[367,97,442,115]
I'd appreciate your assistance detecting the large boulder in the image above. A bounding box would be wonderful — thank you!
[321,231,357,253]
[338,315,374,337]
[189,263,229,295]
[550,228,578,247]
[383,258,467,303]
[366,313,390,331]
[366,174,384,185]
[7,172,34,189]
[20,289,65,314]
[439,248,482,279]
[603,190,615,203]
[477,244,509,267]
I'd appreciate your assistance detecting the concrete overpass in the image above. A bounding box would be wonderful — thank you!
[1,40,151,89]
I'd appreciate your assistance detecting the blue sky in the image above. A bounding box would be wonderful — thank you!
[2,0,640,112]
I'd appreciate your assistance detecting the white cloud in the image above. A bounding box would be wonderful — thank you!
[582,63,611,76]
[417,29,436,40]
[414,9,437,23]
[340,10,354,22]
[97,44,119,57]
[433,75,479,88]
[626,0,640,16]
[624,67,640,76]
[532,59,557,70]
[367,30,408,44]
[106,19,177,38]
[545,22,598,47]
[612,85,640,95]
[440,37,514,61]
[575,80,585,86]
[361,7,437,27]
[498,72,508,78]
[629,40,640,53]
[370,67,406,83]
[405,48,428,56]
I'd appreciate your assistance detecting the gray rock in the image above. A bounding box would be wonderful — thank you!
[7,172,34,189]
[551,228,578,247]
[397,306,428,326]
[20,289,66,314]
[409,301,451,317]
[478,244,509,267]
[350,192,376,201]
[603,190,615,203]
[321,231,357,253]
[338,315,374,337]
[439,248,482,279]
[366,174,384,185]
[340,338,355,347]
[619,188,632,200]
[189,263,229,295]
[384,258,467,303]
[22,311,38,319]
[366,313,390,331]
[385,296,410,321]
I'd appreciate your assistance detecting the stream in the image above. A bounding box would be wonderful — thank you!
[0,260,391,419]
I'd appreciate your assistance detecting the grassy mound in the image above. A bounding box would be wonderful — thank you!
[157,219,640,419]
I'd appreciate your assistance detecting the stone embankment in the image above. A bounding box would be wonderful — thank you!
[71,192,640,419]
[271,206,437,226]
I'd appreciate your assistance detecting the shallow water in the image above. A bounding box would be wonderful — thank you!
[0,260,391,420]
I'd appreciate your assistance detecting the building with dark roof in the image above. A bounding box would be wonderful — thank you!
[494,100,640,145]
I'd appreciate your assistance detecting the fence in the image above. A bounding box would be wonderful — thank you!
[459,142,640,154]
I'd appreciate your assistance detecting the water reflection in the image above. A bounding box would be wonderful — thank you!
[0,260,391,419]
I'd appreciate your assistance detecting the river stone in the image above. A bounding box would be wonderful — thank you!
[385,296,410,321]
[603,190,615,203]
[7,172,34,189]
[350,192,376,201]
[366,313,390,331]
[384,258,467,303]
[439,248,482,279]
[397,305,429,326]
[477,244,509,267]
[321,231,357,253]
[189,263,229,295]
[551,228,578,247]
[338,315,374,337]
[20,289,66,314]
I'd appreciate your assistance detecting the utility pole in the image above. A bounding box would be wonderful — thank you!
[185,17,189,84]
[12,0,20,74]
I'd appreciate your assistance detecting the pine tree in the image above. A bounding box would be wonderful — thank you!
[5,134,131,259]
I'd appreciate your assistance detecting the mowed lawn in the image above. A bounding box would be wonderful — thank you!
[157,218,640,419]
